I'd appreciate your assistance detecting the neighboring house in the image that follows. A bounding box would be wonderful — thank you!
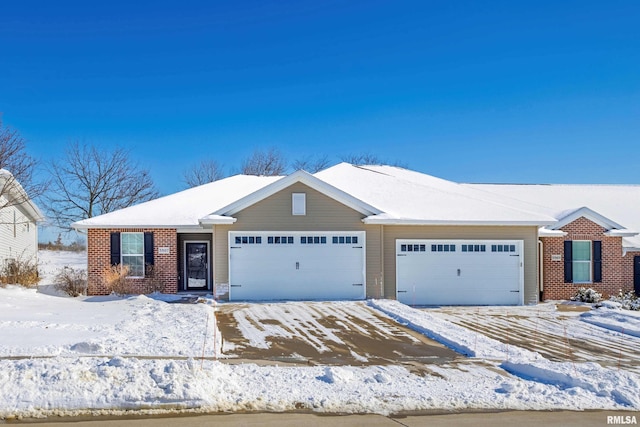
[72,163,639,304]
[0,169,44,266]
[465,184,640,301]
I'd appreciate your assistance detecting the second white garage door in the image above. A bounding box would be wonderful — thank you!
[396,239,524,306]
[229,231,366,301]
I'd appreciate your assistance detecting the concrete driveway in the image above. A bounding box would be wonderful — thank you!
[215,301,460,369]
[427,302,640,374]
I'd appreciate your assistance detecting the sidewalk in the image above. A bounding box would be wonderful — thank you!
[9,410,636,427]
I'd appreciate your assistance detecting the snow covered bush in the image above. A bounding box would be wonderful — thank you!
[571,287,602,303]
[609,290,640,311]
[0,257,39,288]
[54,267,87,297]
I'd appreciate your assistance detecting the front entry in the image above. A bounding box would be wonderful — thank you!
[184,242,209,290]
[634,256,640,296]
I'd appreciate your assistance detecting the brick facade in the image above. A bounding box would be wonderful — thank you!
[87,228,178,295]
[541,217,633,300]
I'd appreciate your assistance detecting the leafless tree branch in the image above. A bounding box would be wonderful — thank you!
[182,159,226,188]
[241,147,287,176]
[46,142,159,230]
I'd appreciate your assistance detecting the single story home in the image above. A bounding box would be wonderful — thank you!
[72,163,639,305]
[0,169,44,265]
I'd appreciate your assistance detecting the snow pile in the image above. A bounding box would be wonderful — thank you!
[581,309,640,338]
[368,299,540,360]
[0,285,220,357]
[369,299,640,409]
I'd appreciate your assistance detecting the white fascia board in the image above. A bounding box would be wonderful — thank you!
[213,170,381,217]
[538,228,568,237]
[71,223,193,231]
[198,216,237,225]
[604,229,639,237]
[623,247,640,255]
[0,170,45,222]
[551,206,626,231]
[362,217,556,226]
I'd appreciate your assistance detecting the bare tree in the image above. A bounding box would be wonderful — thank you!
[292,154,332,173]
[341,152,407,168]
[46,142,159,229]
[0,120,45,211]
[241,147,287,176]
[182,159,225,188]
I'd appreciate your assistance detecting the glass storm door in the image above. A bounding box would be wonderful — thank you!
[185,242,208,290]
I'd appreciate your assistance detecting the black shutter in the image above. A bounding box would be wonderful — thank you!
[110,232,121,266]
[144,232,154,267]
[593,240,602,283]
[564,240,573,283]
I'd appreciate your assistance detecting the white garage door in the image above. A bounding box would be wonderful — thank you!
[229,231,366,301]
[396,239,524,306]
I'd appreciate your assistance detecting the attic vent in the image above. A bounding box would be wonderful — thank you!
[292,193,306,216]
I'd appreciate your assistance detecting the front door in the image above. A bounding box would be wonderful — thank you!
[634,256,640,296]
[185,242,209,290]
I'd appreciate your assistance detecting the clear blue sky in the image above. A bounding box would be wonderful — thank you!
[1,0,639,198]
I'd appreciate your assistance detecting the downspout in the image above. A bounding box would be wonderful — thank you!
[380,224,384,299]
[538,240,544,301]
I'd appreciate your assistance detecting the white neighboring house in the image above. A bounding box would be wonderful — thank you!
[0,169,44,266]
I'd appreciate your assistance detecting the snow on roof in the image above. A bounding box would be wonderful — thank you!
[315,164,557,225]
[0,168,45,222]
[72,174,282,229]
[466,183,640,249]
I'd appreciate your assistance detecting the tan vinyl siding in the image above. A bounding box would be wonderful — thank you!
[213,182,383,298]
[383,225,540,304]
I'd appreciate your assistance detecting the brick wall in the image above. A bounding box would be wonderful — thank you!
[622,251,640,295]
[541,216,632,300]
[87,228,178,295]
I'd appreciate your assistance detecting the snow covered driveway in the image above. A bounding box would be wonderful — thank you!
[216,301,460,367]
[425,303,640,374]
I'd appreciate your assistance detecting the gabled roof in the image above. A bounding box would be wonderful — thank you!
[73,163,558,230]
[466,183,640,249]
[72,174,281,230]
[199,170,381,224]
[0,169,44,223]
[551,206,627,231]
[316,164,557,225]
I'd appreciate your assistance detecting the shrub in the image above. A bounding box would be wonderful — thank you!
[54,267,87,297]
[609,290,640,311]
[0,257,39,288]
[142,264,167,294]
[571,287,602,303]
[102,264,131,296]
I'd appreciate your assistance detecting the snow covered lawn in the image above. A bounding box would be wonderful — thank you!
[0,250,639,419]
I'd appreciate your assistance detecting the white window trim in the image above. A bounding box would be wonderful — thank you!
[121,232,145,278]
[572,240,592,284]
[292,193,306,216]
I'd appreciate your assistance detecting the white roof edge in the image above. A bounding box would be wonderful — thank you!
[538,228,568,237]
[0,169,45,222]
[604,230,639,237]
[363,218,555,226]
[213,170,382,217]
[624,247,640,254]
[71,223,195,230]
[551,206,626,231]
[199,216,237,225]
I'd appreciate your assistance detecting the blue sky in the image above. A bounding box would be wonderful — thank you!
[1,0,639,199]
